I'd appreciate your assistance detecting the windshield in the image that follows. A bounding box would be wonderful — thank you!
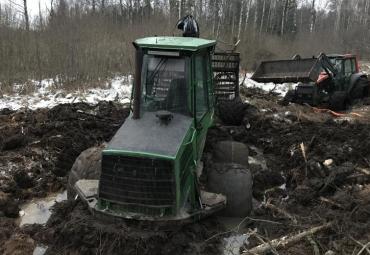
[141,54,189,115]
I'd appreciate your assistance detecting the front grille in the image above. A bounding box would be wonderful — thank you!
[99,155,175,210]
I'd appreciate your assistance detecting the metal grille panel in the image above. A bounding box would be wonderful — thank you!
[212,52,240,101]
[99,155,175,208]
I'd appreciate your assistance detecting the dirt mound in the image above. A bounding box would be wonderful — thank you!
[0,102,129,252]
[0,101,128,200]
[1,233,35,255]
[203,88,370,254]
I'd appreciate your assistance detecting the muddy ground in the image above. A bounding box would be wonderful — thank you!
[1,91,370,255]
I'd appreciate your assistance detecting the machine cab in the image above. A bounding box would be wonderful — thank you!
[88,37,225,220]
[328,54,359,77]
[133,37,215,126]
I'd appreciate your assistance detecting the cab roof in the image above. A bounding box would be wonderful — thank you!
[134,36,216,51]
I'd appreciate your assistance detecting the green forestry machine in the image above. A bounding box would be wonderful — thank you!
[252,53,370,110]
[67,17,252,222]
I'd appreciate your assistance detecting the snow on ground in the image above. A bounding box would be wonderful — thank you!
[0,76,132,110]
[242,73,298,96]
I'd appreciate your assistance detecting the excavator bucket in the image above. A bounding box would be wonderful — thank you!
[251,58,322,83]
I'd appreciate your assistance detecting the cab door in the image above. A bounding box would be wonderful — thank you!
[193,52,212,161]
[343,58,357,90]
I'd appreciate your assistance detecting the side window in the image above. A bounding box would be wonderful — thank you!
[344,59,354,76]
[351,58,356,72]
[205,55,213,106]
[194,55,208,120]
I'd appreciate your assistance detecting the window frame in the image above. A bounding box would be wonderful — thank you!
[193,51,210,123]
[140,53,191,116]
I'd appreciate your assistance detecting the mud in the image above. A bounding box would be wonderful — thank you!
[1,91,370,254]
[31,200,223,255]
[0,101,129,252]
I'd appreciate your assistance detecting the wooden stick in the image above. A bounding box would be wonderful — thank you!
[356,167,370,176]
[307,236,320,255]
[349,236,370,254]
[357,242,370,255]
[319,197,345,209]
[263,201,298,225]
[243,222,333,254]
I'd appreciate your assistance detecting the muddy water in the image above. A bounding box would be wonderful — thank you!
[18,191,67,226]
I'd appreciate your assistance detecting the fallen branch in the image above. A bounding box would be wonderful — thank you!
[356,167,370,176]
[319,197,345,209]
[357,242,370,255]
[307,235,320,255]
[349,236,370,254]
[243,222,333,254]
[263,201,298,225]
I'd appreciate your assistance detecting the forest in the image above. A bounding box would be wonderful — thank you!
[0,0,369,87]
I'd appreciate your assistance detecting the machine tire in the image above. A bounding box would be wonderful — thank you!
[208,163,253,217]
[281,90,296,106]
[67,145,104,200]
[217,98,247,126]
[352,77,370,99]
[213,141,249,167]
[330,91,349,111]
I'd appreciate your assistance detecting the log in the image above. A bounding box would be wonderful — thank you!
[243,222,333,254]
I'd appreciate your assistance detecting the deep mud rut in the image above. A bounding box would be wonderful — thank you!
[1,91,370,255]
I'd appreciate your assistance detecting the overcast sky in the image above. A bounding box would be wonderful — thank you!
[1,0,329,18]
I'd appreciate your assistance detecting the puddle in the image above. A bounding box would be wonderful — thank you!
[33,245,48,255]
[19,191,67,227]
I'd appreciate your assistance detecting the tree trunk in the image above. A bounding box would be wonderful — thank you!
[92,0,96,13]
[23,0,30,31]
[310,0,316,32]
[281,0,289,36]
[243,0,251,34]
[101,0,105,12]
[259,0,266,34]
[119,0,124,17]
[237,0,245,39]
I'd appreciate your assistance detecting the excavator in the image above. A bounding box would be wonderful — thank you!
[252,53,370,110]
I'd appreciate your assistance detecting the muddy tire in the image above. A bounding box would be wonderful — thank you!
[351,77,369,100]
[208,163,253,217]
[217,99,247,126]
[330,91,349,111]
[281,90,296,106]
[213,141,249,167]
[67,145,104,200]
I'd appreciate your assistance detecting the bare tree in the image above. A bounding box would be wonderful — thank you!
[23,0,29,30]
[310,0,316,32]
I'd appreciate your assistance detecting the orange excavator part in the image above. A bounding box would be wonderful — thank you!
[311,106,362,118]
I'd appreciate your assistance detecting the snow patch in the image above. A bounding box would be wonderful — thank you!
[0,76,132,110]
[242,73,298,96]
